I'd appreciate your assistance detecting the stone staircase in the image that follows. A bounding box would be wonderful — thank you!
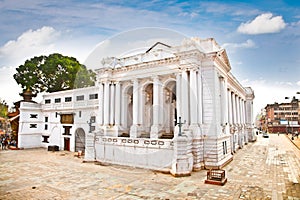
[119,132,129,137]
[160,132,174,139]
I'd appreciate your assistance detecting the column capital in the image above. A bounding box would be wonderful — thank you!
[103,80,111,84]
[189,67,198,72]
[132,78,139,84]
[112,81,121,85]
[151,75,160,82]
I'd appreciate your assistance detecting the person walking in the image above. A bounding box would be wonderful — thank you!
[1,137,5,150]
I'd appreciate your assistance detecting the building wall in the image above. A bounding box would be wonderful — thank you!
[265,97,299,133]
[18,37,254,173]
[18,87,99,151]
[18,102,43,148]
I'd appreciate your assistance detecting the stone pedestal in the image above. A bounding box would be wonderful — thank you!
[150,125,160,139]
[191,138,202,171]
[170,134,193,177]
[130,124,143,138]
[102,125,118,137]
[21,90,36,102]
[84,132,96,162]
[189,124,202,171]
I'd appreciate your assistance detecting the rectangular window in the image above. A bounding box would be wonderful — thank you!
[45,117,48,122]
[42,135,49,143]
[76,95,84,101]
[90,116,96,123]
[45,99,51,104]
[79,111,82,118]
[55,98,61,103]
[30,114,38,118]
[63,126,72,135]
[45,124,48,130]
[60,114,74,124]
[222,141,227,155]
[89,93,98,100]
[65,97,72,102]
[90,126,95,132]
[30,124,37,128]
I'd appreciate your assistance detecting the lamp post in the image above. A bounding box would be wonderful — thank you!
[178,117,182,136]
[177,117,186,136]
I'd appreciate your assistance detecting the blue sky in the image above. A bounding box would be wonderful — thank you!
[0,0,300,115]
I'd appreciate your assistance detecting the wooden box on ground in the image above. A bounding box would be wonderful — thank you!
[204,169,227,186]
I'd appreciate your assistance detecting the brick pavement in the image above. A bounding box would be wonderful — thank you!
[0,134,300,200]
[286,133,300,150]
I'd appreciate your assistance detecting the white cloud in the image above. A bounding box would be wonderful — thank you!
[0,26,60,67]
[237,13,286,35]
[222,39,256,53]
[275,81,293,86]
[297,81,300,86]
[0,67,21,107]
[222,39,256,50]
[178,11,198,19]
[84,27,186,69]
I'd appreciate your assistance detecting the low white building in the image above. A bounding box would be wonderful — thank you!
[18,86,99,152]
[18,37,255,176]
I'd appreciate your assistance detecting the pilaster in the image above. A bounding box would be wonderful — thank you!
[130,78,141,138]
[170,134,193,177]
[103,81,110,126]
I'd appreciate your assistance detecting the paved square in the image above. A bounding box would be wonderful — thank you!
[1,134,300,199]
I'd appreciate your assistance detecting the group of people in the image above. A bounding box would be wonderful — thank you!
[1,136,15,150]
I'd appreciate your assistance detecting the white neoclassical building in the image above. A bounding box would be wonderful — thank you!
[18,37,255,176]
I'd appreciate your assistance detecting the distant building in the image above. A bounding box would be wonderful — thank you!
[265,97,300,133]
[18,37,255,175]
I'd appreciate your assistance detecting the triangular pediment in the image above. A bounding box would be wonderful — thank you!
[145,42,171,53]
[218,49,231,71]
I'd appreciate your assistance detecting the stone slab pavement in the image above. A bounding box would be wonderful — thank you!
[0,134,300,200]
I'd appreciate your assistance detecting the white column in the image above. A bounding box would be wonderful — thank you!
[227,90,232,125]
[236,96,240,124]
[121,89,127,128]
[243,100,247,124]
[115,82,121,125]
[176,73,182,123]
[103,82,110,125]
[219,76,226,125]
[98,83,104,125]
[224,83,228,125]
[241,99,244,125]
[110,83,115,125]
[190,69,198,124]
[197,70,203,124]
[181,69,189,124]
[158,82,164,126]
[139,87,144,126]
[152,76,159,126]
[232,93,236,124]
[132,79,139,125]
[238,97,242,125]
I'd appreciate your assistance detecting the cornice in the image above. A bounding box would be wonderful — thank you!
[97,56,179,74]
[214,55,231,73]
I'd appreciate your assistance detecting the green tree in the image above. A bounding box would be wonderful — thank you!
[0,99,8,118]
[13,53,96,95]
[13,55,46,95]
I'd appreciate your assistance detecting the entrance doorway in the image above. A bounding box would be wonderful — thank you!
[64,137,70,151]
[75,128,85,153]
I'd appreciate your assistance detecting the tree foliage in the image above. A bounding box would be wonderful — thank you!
[13,53,96,95]
[0,99,8,118]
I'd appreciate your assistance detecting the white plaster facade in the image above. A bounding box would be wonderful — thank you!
[18,86,99,152]
[18,37,254,175]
